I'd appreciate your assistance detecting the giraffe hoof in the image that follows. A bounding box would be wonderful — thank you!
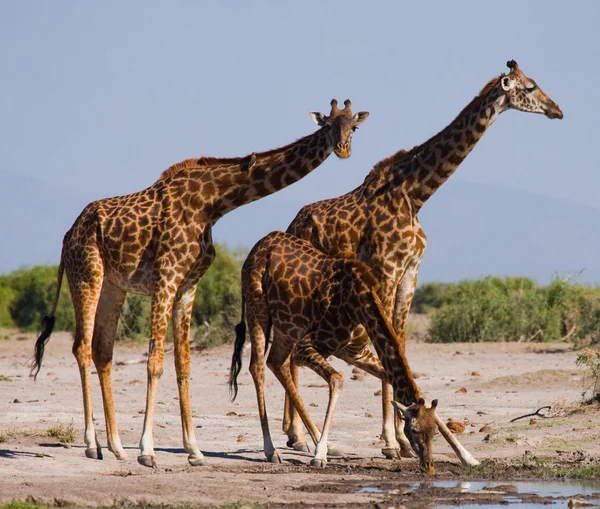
[292,441,310,453]
[187,453,205,466]
[267,451,282,464]
[137,454,157,468]
[382,447,402,460]
[326,444,343,457]
[310,458,327,468]
[85,447,103,460]
[109,448,128,460]
[400,448,417,459]
[286,438,296,448]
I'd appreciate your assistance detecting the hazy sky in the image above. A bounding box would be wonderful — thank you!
[1,2,598,271]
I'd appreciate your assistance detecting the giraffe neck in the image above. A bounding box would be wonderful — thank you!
[358,288,421,406]
[203,128,332,222]
[362,77,507,213]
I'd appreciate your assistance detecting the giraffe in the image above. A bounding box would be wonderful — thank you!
[29,99,369,468]
[279,60,563,461]
[229,230,475,473]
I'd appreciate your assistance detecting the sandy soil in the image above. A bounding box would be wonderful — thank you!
[1,332,599,507]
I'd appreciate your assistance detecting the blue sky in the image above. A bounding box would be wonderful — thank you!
[1,2,598,280]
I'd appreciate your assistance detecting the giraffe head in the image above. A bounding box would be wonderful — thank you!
[309,99,369,159]
[500,60,563,119]
[392,398,439,474]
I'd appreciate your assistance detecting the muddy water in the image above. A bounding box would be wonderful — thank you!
[356,480,600,507]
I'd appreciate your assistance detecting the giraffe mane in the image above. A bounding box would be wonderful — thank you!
[362,74,504,185]
[455,75,503,120]
[157,128,324,181]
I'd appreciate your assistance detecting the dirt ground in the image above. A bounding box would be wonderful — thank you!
[1,331,599,507]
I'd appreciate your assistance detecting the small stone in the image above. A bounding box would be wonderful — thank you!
[529,418,537,425]
[374,389,382,396]
[477,410,488,415]
[455,387,468,394]
[13,398,21,403]
[412,372,428,379]
[474,390,482,393]
[309,403,318,407]
[226,411,237,416]
[365,411,375,418]
[470,371,481,377]
[446,420,465,434]
[236,435,245,443]
[479,425,491,433]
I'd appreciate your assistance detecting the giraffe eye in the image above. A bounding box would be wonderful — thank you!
[525,84,536,93]
[352,126,359,132]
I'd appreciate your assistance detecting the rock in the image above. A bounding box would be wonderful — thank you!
[236,435,245,443]
[226,411,237,416]
[12,398,21,403]
[374,389,382,396]
[479,425,492,433]
[309,403,318,407]
[455,387,468,394]
[529,418,537,425]
[470,371,481,376]
[364,411,374,418]
[446,420,465,434]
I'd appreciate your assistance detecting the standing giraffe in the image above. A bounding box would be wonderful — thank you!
[229,231,475,472]
[279,60,563,460]
[30,99,369,468]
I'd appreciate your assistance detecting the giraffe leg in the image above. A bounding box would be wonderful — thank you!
[247,309,281,463]
[171,287,204,466]
[391,260,422,458]
[68,257,104,460]
[267,337,328,452]
[338,344,413,459]
[288,340,344,468]
[91,281,127,460]
[138,287,176,468]
[278,331,309,453]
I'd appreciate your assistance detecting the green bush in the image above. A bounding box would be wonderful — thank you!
[5,266,75,332]
[426,277,600,344]
[412,282,453,314]
[0,243,245,348]
[192,245,244,349]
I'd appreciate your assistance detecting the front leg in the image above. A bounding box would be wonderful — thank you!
[171,286,205,466]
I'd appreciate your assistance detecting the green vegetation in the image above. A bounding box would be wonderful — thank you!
[0,501,49,509]
[0,244,245,349]
[576,347,600,402]
[413,277,600,344]
[2,259,598,348]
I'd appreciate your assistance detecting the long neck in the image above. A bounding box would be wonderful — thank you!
[362,78,507,213]
[204,128,332,221]
[358,289,421,406]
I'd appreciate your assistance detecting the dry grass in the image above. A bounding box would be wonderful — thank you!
[47,420,76,444]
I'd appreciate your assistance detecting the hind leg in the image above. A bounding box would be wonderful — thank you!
[92,280,127,460]
[248,311,282,463]
[68,253,104,460]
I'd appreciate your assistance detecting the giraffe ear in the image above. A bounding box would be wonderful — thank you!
[501,76,514,92]
[353,111,370,126]
[391,400,408,418]
[309,112,328,127]
[430,399,438,409]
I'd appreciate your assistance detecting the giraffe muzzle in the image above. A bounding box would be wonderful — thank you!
[335,142,351,159]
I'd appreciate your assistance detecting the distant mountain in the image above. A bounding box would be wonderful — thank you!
[2,171,598,284]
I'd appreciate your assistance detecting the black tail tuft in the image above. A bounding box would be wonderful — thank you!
[228,321,247,401]
[30,315,56,380]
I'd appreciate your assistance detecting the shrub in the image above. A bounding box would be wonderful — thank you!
[427,277,600,343]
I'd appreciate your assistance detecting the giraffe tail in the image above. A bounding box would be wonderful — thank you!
[30,257,65,380]
[228,296,247,401]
